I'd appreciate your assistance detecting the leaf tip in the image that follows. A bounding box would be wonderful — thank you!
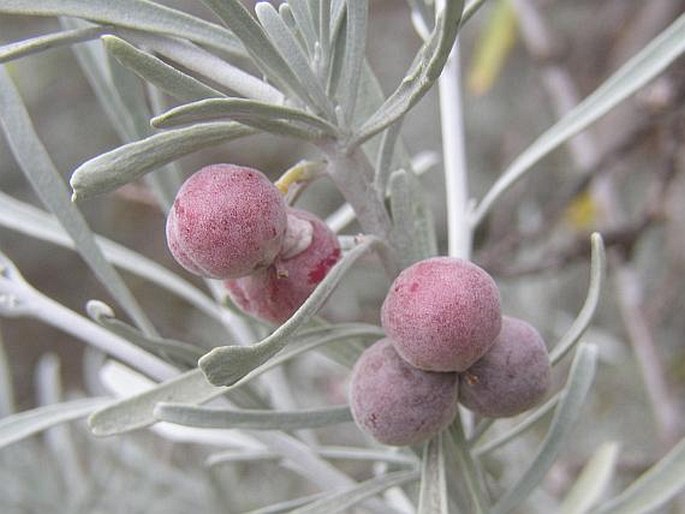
[149,115,165,129]
[86,411,109,437]
[100,34,118,47]
[86,299,115,322]
[198,348,228,386]
[151,402,167,421]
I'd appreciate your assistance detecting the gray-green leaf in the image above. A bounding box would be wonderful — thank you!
[593,437,685,514]
[89,323,379,435]
[551,233,606,365]
[255,2,333,118]
[0,65,156,335]
[352,0,465,146]
[151,97,337,137]
[201,0,322,112]
[199,237,382,387]
[0,25,109,63]
[289,470,420,514]
[560,441,620,514]
[0,0,244,57]
[88,369,222,436]
[418,433,449,514]
[87,300,204,369]
[472,12,685,226]
[0,397,111,449]
[103,35,224,103]
[154,403,352,430]
[70,122,256,200]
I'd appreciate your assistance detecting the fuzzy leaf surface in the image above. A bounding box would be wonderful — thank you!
[550,233,606,364]
[289,470,420,514]
[89,324,379,434]
[155,404,353,430]
[199,238,380,387]
[201,0,320,110]
[0,66,155,335]
[560,441,620,514]
[255,2,332,117]
[593,437,685,514]
[0,191,221,321]
[337,0,368,121]
[0,0,244,56]
[418,433,449,513]
[70,122,255,199]
[352,0,464,145]
[88,369,222,436]
[0,397,111,449]
[0,25,108,63]
[103,35,224,102]
[152,97,337,136]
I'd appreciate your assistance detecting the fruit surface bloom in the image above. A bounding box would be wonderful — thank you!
[459,316,551,418]
[166,164,287,279]
[224,208,341,324]
[349,338,459,446]
[381,257,502,372]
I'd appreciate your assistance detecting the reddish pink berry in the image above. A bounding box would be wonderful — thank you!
[224,208,341,324]
[381,257,502,372]
[459,316,551,418]
[166,164,287,279]
[349,338,459,446]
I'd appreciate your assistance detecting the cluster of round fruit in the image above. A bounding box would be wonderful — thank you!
[166,163,341,324]
[164,164,550,447]
[349,257,552,446]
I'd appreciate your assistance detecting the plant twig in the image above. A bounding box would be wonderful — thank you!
[436,0,471,260]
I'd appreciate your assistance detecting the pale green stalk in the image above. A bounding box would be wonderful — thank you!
[436,0,471,260]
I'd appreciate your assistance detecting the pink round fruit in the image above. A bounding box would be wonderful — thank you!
[349,338,459,446]
[381,257,502,372]
[224,208,341,324]
[166,164,287,279]
[459,316,551,418]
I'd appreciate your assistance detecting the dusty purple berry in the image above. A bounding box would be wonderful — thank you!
[349,338,459,446]
[166,164,287,279]
[459,316,551,418]
[381,257,502,372]
[224,208,341,324]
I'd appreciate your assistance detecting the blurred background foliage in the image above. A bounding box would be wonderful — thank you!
[1,0,684,512]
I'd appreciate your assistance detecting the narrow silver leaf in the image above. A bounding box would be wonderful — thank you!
[472,13,685,225]
[0,66,156,335]
[103,35,224,102]
[0,25,108,63]
[199,237,382,387]
[0,0,244,56]
[155,404,353,430]
[289,470,420,514]
[70,122,255,200]
[594,437,685,514]
[0,397,111,449]
[352,0,465,146]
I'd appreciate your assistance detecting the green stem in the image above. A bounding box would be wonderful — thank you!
[468,418,496,447]
[449,410,489,514]
[323,142,399,275]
